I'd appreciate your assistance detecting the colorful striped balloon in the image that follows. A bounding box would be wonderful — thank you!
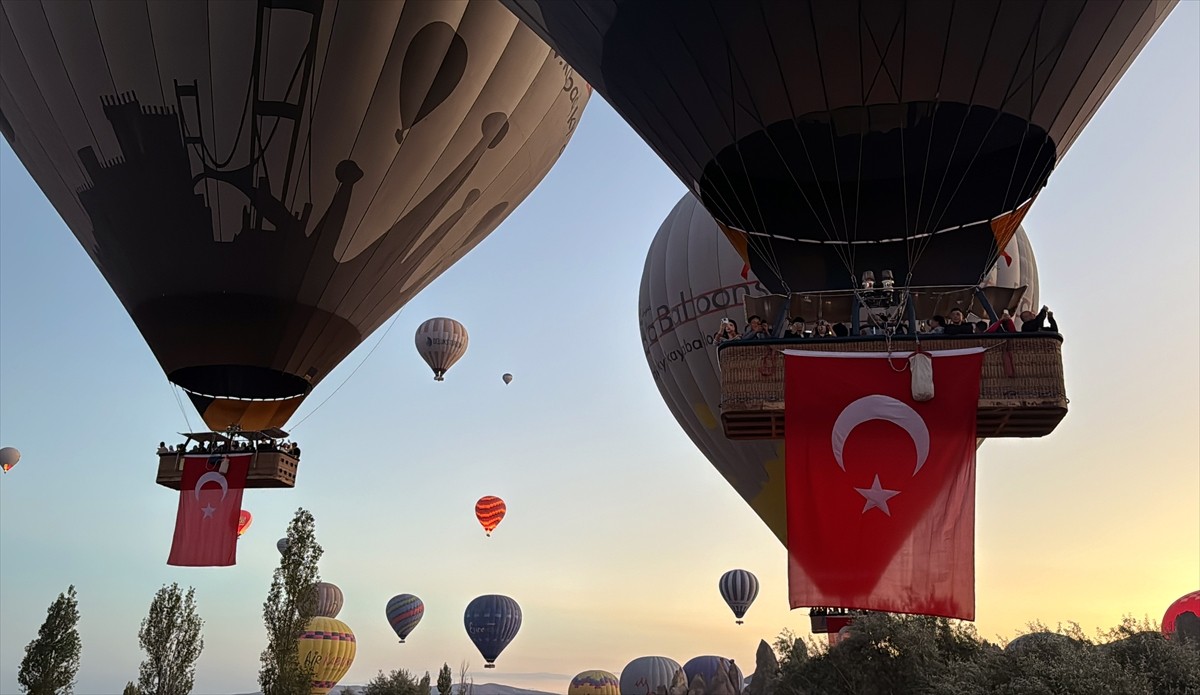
[237,510,253,538]
[386,593,425,643]
[312,582,344,619]
[297,616,356,695]
[568,669,619,695]
[719,569,760,624]
[475,496,507,536]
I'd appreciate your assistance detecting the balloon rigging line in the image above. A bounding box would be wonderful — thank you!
[170,382,194,432]
[288,309,403,433]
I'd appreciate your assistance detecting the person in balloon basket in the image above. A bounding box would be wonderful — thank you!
[1019,305,1058,333]
[741,315,772,339]
[943,308,975,335]
[714,318,740,344]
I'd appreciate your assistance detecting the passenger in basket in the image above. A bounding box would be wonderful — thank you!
[741,315,772,340]
[714,318,740,344]
[784,317,806,337]
[943,308,975,335]
[1020,305,1059,332]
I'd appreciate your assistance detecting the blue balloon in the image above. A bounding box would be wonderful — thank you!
[386,594,425,643]
[682,656,743,692]
[464,594,522,667]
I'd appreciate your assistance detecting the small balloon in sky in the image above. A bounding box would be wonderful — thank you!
[237,510,253,538]
[502,373,513,385]
[0,447,20,473]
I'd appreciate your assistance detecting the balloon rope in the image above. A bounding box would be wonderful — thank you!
[170,382,193,432]
[288,310,403,432]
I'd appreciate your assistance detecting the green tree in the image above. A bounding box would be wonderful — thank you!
[17,585,82,695]
[258,508,323,695]
[136,583,204,695]
[436,664,452,695]
[122,683,140,695]
[363,669,423,695]
[418,671,431,694]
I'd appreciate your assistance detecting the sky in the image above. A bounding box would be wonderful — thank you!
[0,5,1197,695]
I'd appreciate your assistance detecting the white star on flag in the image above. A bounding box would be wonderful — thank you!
[201,503,216,519]
[855,474,900,516]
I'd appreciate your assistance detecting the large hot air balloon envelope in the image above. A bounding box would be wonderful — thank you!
[619,656,683,695]
[464,594,522,668]
[682,656,743,695]
[312,582,344,619]
[568,670,620,695]
[386,593,425,643]
[475,495,507,536]
[0,447,19,473]
[719,569,759,625]
[0,1,590,431]
[236,510,252,538]
[504,0,1173,293]
[1162,590,1200,640]
[297,616,356,695]
[415,318,469,381]
[276,537,289,556]
[639,193,1040,544]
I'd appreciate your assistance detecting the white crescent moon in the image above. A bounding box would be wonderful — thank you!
[195,471,229,501]
[831,395,929,475]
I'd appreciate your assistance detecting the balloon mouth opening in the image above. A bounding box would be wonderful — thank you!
[170,365,312,401]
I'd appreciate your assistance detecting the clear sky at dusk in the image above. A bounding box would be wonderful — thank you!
[1,4,1197,694]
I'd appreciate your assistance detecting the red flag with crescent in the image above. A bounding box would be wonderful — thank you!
[784,348,984,620]
[167,453,251,567]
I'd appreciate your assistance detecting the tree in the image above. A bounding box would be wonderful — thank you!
[456,660,473,695]
[363,669,423,695]
[258,508,323,695]
[122,683,140,695]
[136,583,204,695]
[436,664,452,695]
[418,672,431,694]
[17,585,82,695]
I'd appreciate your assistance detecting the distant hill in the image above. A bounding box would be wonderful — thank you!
[235,685,557,695]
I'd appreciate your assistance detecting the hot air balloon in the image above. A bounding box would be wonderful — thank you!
[0,447,20,473]
[682,656,743,695]
[568,670,620,695]
[502,373,514,385]
[619,656,684,695]
[312,582,344,619]
[416,318,469,381]
[236,510,253,538]
[385,593,425,643]
[1162,590,1200,641]
[504,0,1171,295]
[464,594,522,668]
[276,537,289,556]
[297,616,356,695]
[475,495,507,536]
[719,570,759,625]
[0,1,590,434]
[638,193,1040,544]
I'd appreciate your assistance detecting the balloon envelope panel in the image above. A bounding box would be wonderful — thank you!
[0,0,589,429]
[619,656,682,695]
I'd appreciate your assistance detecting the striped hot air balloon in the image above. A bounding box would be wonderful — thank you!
[568,670,619,695]
[386,593,425,643]
[312,582,344,619]
[415,318,469,381]
[619,656,684,695]
[719,569,759,625]
[297,616,356,695]
[475,496,506,536]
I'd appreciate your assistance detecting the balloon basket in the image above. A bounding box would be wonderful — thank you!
[484,664,495,669]
[736,620,744,625]
[718,332,1067,440]
[155,430,300,489]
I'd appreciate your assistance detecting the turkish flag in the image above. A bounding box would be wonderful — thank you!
[167,453,251,567]
[784,348,984,620]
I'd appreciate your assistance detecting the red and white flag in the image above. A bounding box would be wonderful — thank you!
[167,453,251,567]
[784,348,985,620]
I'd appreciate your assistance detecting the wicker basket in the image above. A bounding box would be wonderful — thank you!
[155,451,299,490]
[718,334,1067,439]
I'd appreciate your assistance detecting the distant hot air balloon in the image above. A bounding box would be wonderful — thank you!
[719,569,759,625]
[0,447,20,473]
[464,594,522,668]
[415,318,469,381]
[276,537,289,556]
[386,593,425,643]
[504,0,1171,294]
[568,670,620,695]
[1162,590,1200,640]
[237,510,253,538]
[297,616,356,695]
[313,582,345,619]
[475,496,507,536]
[619,656,684,695]
[502,373,514,385]
[0,2,590,432]
[638,194,1041,544]
[682,656,743,694]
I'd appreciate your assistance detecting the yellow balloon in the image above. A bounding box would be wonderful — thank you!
[568,670,620,695]
[297,617,356,695]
